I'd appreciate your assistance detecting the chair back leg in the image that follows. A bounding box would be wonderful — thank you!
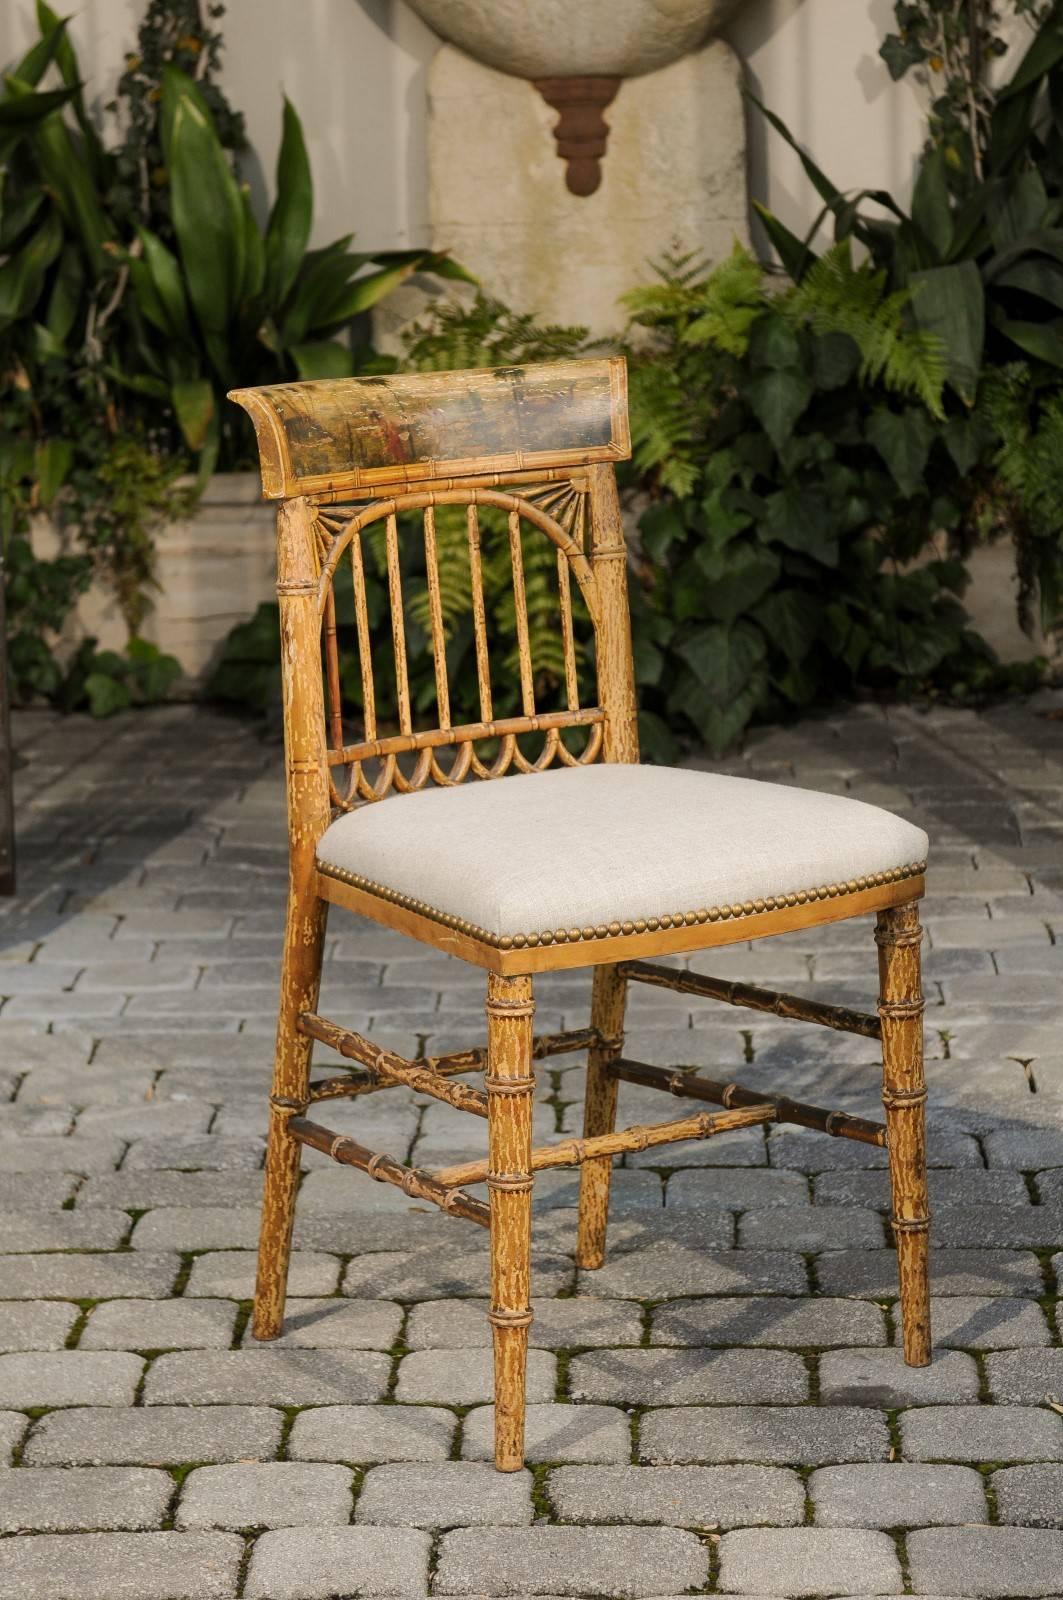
[576,963,628,1269]
[486,972,536,1471]
[252,890,328,1340]
[876,901,931,1366]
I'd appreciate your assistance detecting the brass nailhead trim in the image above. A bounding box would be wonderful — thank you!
[317,860,928,952]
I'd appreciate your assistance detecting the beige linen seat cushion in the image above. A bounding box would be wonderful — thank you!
[316,765,928,949]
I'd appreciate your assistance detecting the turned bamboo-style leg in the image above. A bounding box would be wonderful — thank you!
[576,963,627,1269]
[252,890,327,1340]
[876,900,931,1366]
[486,972,535,1472]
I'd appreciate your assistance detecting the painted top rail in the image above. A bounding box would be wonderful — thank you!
[229,357,630,499]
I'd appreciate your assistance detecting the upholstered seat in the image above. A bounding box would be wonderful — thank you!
[317,765,929,947]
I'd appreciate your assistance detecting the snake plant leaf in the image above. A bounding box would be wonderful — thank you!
[264,96,313,308]
[987,170,1050,251]
[13,12,68,87]
[0,187,45,252]
[911,145,952,262]
[317,259,421,324]
[239,185,265,306]
[30,98,112,276]
[34,0,105,179]
[0,81,76,127]
[998,7,1063,99]
[995,256,1063,312]
[279,237,357,343]
[171,379,216,453]
[162,66,245,334]
[44,243,83,344]
[0,207,62,329]
[994,313,1063,367]
[289,340,355,379]
[752,200,815,282]
[910,261,984,405]
[134,227,191,342]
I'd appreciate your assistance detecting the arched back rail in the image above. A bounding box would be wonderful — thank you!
[229,359,637,820]
[308,486,605,811]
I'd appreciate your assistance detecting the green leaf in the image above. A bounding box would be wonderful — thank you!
[746,369,813,451]
[83,671,131,717]
[909,261,984,405]
[695,540,781,626]
[0,82,77,128]
[753,588,822,667]
[748,312,802,370]
[317,259,419,324]
[911,144,952,261]
[126,638,182,702]
[994,314,1063,367]
[264,96,313,307]
[171,379,216,452]
[33,438,72,506]
[812,331,860,390]
[752,201,814,282]
[239,184,265,304]
[29,99,113,276]
[987,170,1049,250]
[162,67,244,335]
[761,486,840,566]
[673,620,769,753]
[996,256,1063,311]
[44,244,83,344]
[638,502,687,563]
[0,208,62,329]
[866,406,936,496]
[13,13,68,87]
[135,227,191,340]
[289,339,354,379]
[998,10,1063,99]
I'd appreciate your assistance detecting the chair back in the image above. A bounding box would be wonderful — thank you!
[230,358,639,837]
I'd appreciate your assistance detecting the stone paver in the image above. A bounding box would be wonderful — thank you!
[357,1461,534,1526]
[143,1348,390,1405]
[176,1462,353,1529]
[718,1527,903,1595]
[901,1405,1063,1462]
[434,1525,709,1596]
[23,1405,283,1465]
[0,1466,173,1533]
[288,1403,455,1463]
[547,1463,804,1527]
[0,1351,142,1408]
[907,1527,1063,1598]
[2,699,1061,1599]
[244,1526,430,1597]
[808,1463,987,1527]
[0,1531,243,1599]
[640,1405,891,1465]
[991,1464,1063,1528]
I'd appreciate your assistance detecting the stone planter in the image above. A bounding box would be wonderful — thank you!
[32,472,276,688]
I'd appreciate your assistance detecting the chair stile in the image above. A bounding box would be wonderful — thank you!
[229,358,931,1472]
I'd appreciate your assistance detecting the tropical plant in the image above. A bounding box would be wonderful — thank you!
[621,244,1008,755]
[126,69,474,474]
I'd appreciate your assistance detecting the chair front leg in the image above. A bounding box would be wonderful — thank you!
[252,888,328,1340]
[576,963,627,1269]
[486,972,535,1472]
[876,901,931,1366]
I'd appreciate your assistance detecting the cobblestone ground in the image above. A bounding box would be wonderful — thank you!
[0,696,1062,1600]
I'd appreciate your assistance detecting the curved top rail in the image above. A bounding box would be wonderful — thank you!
[228,358,629,500]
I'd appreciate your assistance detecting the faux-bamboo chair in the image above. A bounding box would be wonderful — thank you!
[230,357,931,1473]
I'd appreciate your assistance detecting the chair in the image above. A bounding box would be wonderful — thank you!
[230,357,931,1472]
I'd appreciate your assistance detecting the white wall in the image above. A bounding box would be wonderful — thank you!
[1,0,1028,263]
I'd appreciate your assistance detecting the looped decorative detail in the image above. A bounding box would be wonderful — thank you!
[484,1074,536,1096]
[488,1307,534,1329]
[875,924,923,949]
[276,577,317,595]
[485,998,537,1019]
[328,1135,351,1160]
[486,1172,534,1192]
[365,1152,390,1183]
[721,1083,741,1109]
[824,1110,846,1137]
